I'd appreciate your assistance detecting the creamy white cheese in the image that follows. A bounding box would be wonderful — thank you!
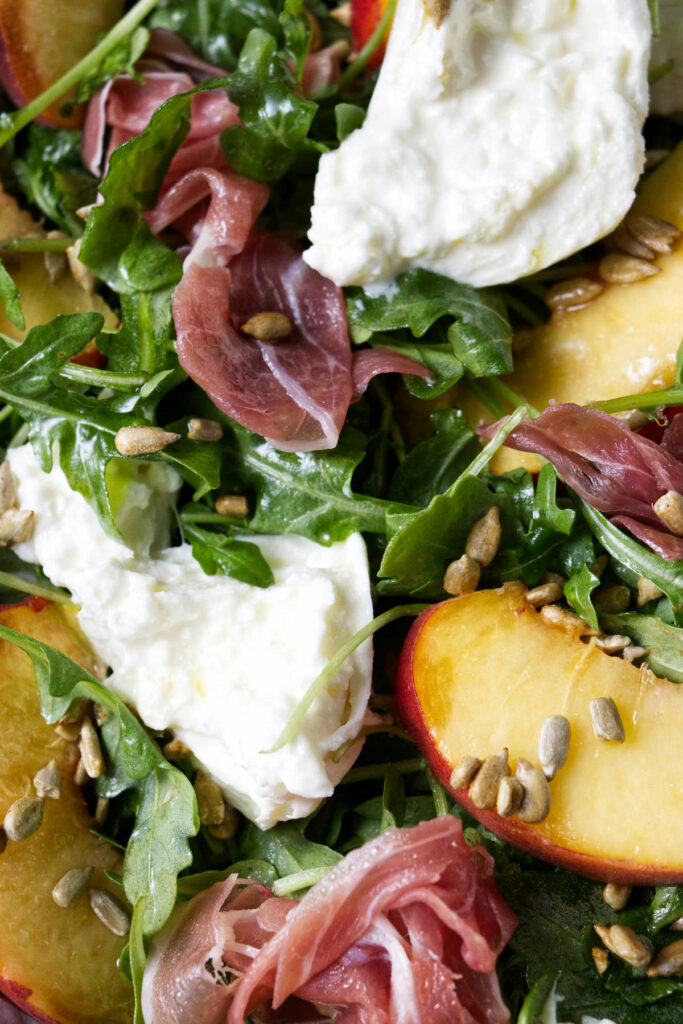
[305,0,650,289]
[8,445,373,830]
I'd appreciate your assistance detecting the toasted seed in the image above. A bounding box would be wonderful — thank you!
[443,553,480,596]
[74,757,89,787]
[598,253,660,285]
[603,883,632,911]
[329,1,351,25]
[449,755,482,790]
[496,775,524,817]
[592,946,609,975]
[52,866,94,908]
[55,720,82,742]
[670,916,683,932]
[465,507,501,567]
[327,39,352,60]
[79,717,105,779]
[469,749,509,810]
[44,249,68,285]
[215,493,249,518]
[647,939,683,978]
[589,554,609,578]
[66,240,96,294]
[594,924,651,969]
[195,770,225,826]
[623,645,647,663]
[187,417,223,442]
[595,634,631,654]
[539,604,598,636]
[625,214,683,254]
[59,697,91,725]
[637,576,664,607]
[542,571,566,588]
[115,425,180,457]
[163,738,192,761]
[0,508,34,546]
[34,759,61,800]
[0,462,17,515]
[208,804,239,840]
[93,703,109,727]
[606,221,656,261]
[89,888,131,936]
[539,715,571,780]
[526,582,562,607]
[653,490,683,536]
[241,311,292,341]
[515,758,551,823]
[546,277,603,311]
[4,796,44,842]
[95,797,110,826]
[593,585,631,614]
[590,697,626,743]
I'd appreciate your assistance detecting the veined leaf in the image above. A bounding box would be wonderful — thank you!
[599,611,683,683]
[0,258,24,331]
[184,522,275,588]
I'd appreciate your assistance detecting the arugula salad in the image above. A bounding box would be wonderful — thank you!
[0,0,683,1022]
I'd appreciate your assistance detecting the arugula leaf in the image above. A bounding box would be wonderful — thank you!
[13,126,97,236]
[335,103,365,142]
[564,563,601,632]
[532,464,575,536]
[367,329,465,399]
[380,765,406,832]
[279,0,312,79]
[0,258,24,330]
[389,409,479,507]
[104,287,180,378]
[0,623,198,938]
[222,28,322,182]
[599,612,683,682]
[151,0,281,71]
[127,896,148,1024]
[184,523,275,588]
[62,26,150,115]
[241,819,342,888]
[346,268,512,378]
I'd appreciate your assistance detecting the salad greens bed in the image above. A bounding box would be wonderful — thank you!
[1,1,683,1022]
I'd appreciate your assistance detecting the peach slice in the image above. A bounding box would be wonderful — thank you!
[0,0,124,128]
[395,583,683,884]
[351,0,392,69]
[0,599,133,1024]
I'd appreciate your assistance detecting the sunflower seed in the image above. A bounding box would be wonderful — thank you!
[33,760,61,800]
[66,239,96,294]
[590,697,625,743]
[329,1,351,26]
[115,425,181,457]
[163,738,192,761]
[594,924,651,969]
[52,866,94,908]
[526,582,563,607]
[515,758,551,823]
[647,939,683,978]
[469,750,509,810]
[592,946,609,975]
[195,770,225,826]
[539,715,571,780]
[606,222,656,261]
[187,418,223,442]
[0,462,17,515]
[653,490,683,536]
[4,796,44,842]
[623,645,647,663]
[89,888,131,936]
[215,494,249,518]
[595,634,631,654]
[670,916,683,932]
[496,775,524,817]
[545,277,603,312]
[598,253,660,285]
[55,720,81,742]
[443,554,480,596]
[0,509,34,547]
[95,797,109,826]
[593,585,630,613]
[465,507,501,567]
[637,576,664,607]
[79,717,104,779]
[44,250,68,285]
[539,604,598,636]
[449,755,482,790]
[542,571,566,587]
[241,311,292,341]
[603,883,632,911]
[59,698,90,725]
[93,703,109,727]
[208,804,239,840]
[74,757,89,787]
[625,215,683,254]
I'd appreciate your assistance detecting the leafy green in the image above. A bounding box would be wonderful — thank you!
[0,623,198,939]
[388,410,479,507]
[184,523,275,588]
[599,612,683,682]
[13,126,97,235]
[150,0,281,71]
[62,26,150,115]
[241,819,342,892]
[533,464,576,536]
[279,0,313,79]
[335,103,365,142]
[369,330,465,399]
[346,268,512,378]
[222,28,322,182]
[564,563,601,631]
[0,258,24,330]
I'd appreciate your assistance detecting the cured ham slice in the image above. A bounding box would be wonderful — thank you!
[352,348,430,401]
[142,817,516,1024]
[482,403,683,559]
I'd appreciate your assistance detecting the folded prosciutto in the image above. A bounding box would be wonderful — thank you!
[142,816,516,1024]
[482,403,683,559]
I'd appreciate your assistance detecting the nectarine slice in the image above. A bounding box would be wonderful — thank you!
[0,600,133,1024]
[351,0,392,70]
[396,583,683,883]
[0,0,124,128]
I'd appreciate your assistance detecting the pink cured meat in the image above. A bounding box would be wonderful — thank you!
[352,348,431,400]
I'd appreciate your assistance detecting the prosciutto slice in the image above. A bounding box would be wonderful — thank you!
[482,403,683,559]
[142,817,516,1024]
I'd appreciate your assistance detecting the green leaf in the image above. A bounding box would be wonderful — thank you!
[517,974,560,1024]
[380,765,406,832]
[564,563,600,632]
[599,612,683,683]
[389,410,479,508]
[0,623,198,938]
[346,268,512,378]
[367,331,464,399]
[279,0,312,79]
[13,125,97,236]
[185,523,275,588]
[63,26,150,115]
[335,103,365,142]
[532,464,575,536]
[0,258,24,330]
[150,0,282,72]
[222,29,321,182]
[127,896,148,1024]
[241,819,342,882]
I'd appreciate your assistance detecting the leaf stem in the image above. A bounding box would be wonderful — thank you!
[446,403,529,494]
[487,377,539,417]
[340,0,397,88]
[0,570,71,603]
[0,0,162,148]
[587,387,683,415]
[340,757,425,784]
[425,764,450,817]
[264,603,430,753]
[0,236,78,253]
[0,333,146,391]
[272,866,332,896]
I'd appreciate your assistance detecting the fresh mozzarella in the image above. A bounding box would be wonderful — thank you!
[305,0,650,289]
[8,445,373,830]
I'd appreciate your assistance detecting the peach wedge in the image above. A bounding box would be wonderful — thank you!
[395,583,683,884]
